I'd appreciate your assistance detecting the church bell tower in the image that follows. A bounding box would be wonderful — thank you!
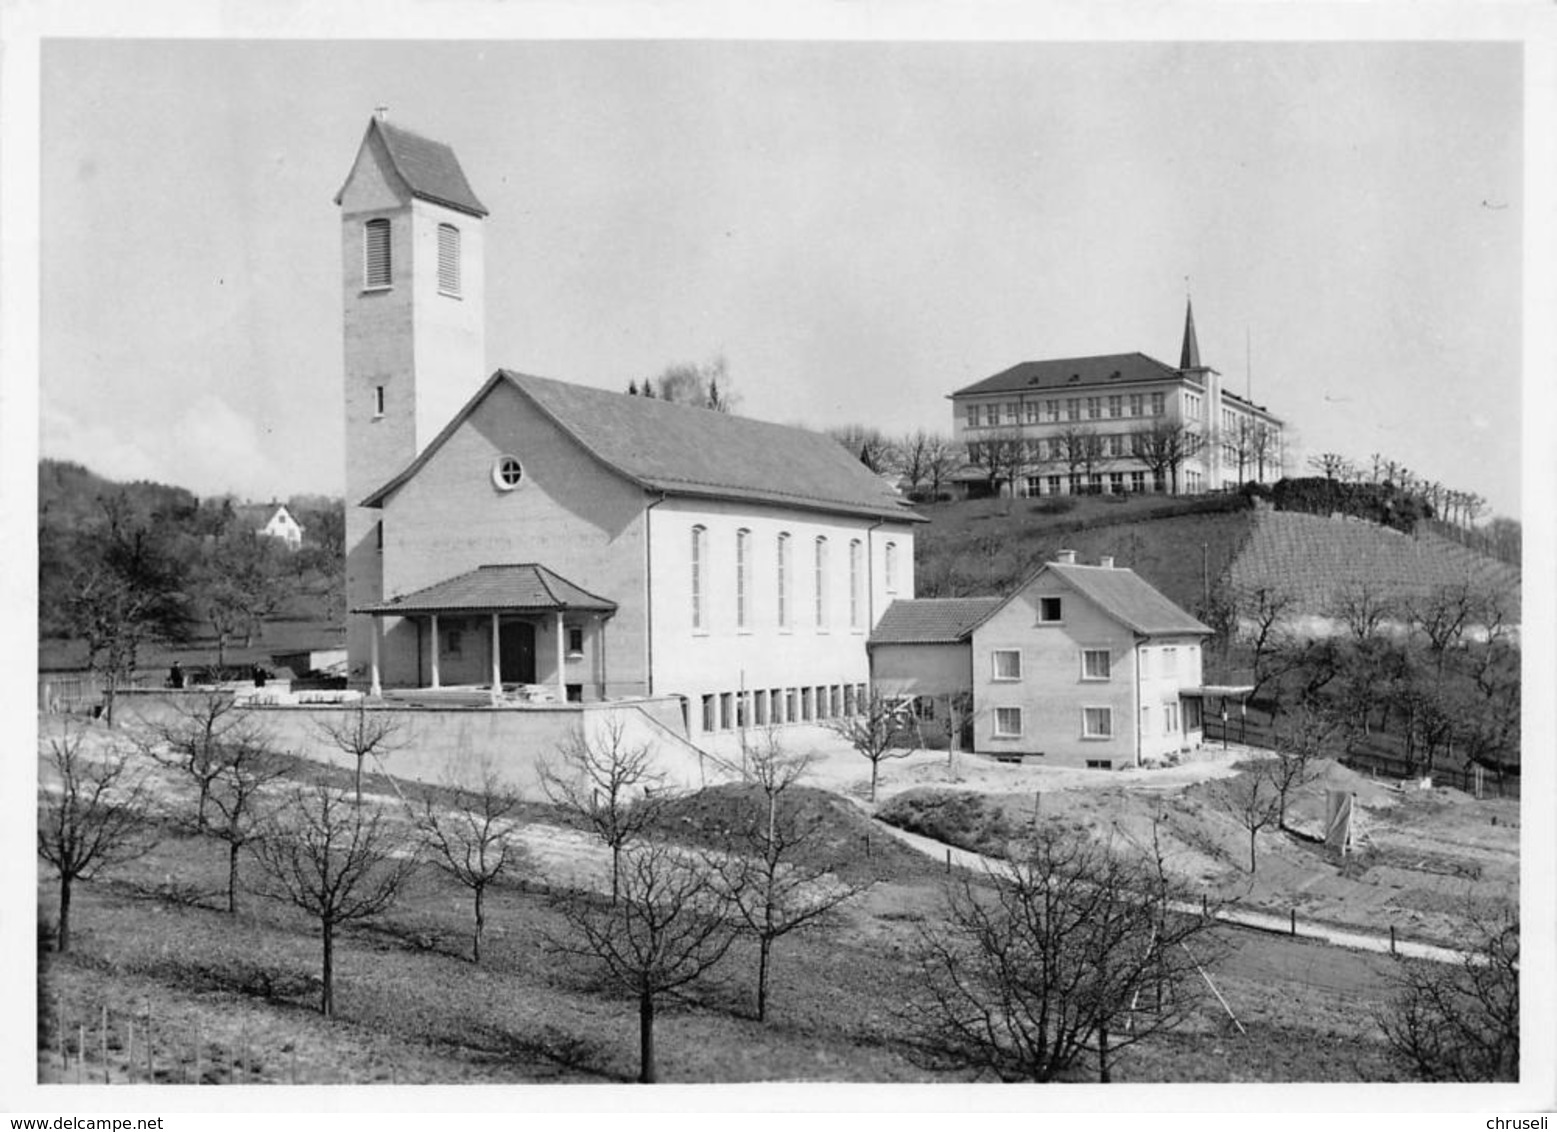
[335,112,488,688]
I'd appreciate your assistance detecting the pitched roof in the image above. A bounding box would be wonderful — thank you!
[950,352,1186,397]
[868,597,1003,645]
[354,563,617,615]
[1042,563,1212,636]
[232,503,296,528]
[364,370,925,523]
[335,117,488,218]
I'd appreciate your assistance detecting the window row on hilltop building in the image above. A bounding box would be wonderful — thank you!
[949,300,1285,495]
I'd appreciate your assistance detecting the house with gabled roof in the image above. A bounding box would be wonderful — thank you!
[870,551,1211,768]
[337,114,922,732]
[232,502,305,550]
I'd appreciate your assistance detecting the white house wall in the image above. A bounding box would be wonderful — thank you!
[648,495,916,734]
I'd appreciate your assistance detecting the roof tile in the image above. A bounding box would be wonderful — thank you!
[355,563,617,615]
[869,597,1003,644]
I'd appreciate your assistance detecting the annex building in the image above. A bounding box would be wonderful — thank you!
[336,115,923,736]
[950,303,1285,497]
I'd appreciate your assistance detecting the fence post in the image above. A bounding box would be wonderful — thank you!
[101,1004,109,1084]
[945,848,952,874]
[77,1024,85,1084]
[1390,925,1397,955]
[1289,909,1296,936]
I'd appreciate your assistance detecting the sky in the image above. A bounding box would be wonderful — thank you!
[29,38,1534,521]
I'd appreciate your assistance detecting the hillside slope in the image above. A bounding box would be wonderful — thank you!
[1226,508,1521,618]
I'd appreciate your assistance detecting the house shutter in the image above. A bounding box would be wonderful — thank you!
[364,219,391,288]
[437,223,460,295]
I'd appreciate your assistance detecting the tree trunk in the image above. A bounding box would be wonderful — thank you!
[1249,828,1258,873]
[321,921,335,1018]
[638,992,656,1083]
[611,845,621,905]
[1098,1021,1111,1083]
[869,760,879,803]
[472,886,484,964]
[57,873,73,954]
[354,758,364,807]
[757,936,772,1022]
[227,841,241,914]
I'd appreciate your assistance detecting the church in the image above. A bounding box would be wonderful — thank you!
[336,114,923,737]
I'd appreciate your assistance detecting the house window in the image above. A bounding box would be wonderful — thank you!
[736,529,751,630]
[1082,649,1111,680]
[1108,394,1123,418]
[777,533,792,629]
[1083,707,1114,738]
[445,629,463,656]
[1086,759,1114,770]
[1047,475,1062,496]
[992,649,1022,681]
[1130,393,1144,417]
[701,695,716,732]
[1025,475,1043,497]
[1066,398,1080,421]
[363,218,392,289]
[849,539,863,629]
[492,455,524,491]
[437,223,461,296]
[374,521,383,552]
[1069,473,1084,495]
[1131,471,1145,493]
[567,626,584,655]
[1163,646,1178,674]
[1045,400,1060,423]
[691,525,708,631]
[1086,396,1101,420]
[994,707,1023,737]
[1109,472,1125,495]
[1164,701,1181,735]
[885,541,899,593]
[814,537,829,629]
[1004,402,1019,424]
[966,405,979,429]
[1152,392,1165,416]
[373,385,386,418]
[1039,597,1062,623]
[1025,402,1040,424]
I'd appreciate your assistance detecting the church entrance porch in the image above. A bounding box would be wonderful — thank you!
[354,563,618,703]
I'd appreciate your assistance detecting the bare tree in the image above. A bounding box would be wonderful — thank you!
[1129,422,1203,494]
[828,424,893,472]
[922,432,961,502]
[1250,422,1280,482]
[908,821,1217,1083]
[139,690,254,831]
[1265,704,1340,832]
[37,724,158,952]
[1242,585,1297,701]
[716,732,873,1021]
[643,354,737,413]
[553,838,738,1083]
[967,427,1028,498]
[414,759,527,963]
[1307,452,1356,481]
[250,782,417,1017]
[1378,907,1518,1081]
[540,716,670,903]
[315,701,405,805]
[1213,766,1282,873]
[1329,580,1395,644]
[824,691,917,803]
[206,733,296,913]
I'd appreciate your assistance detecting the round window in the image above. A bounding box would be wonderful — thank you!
[492,455,524,491]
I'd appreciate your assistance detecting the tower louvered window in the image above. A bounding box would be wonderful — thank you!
[437,223,461,296]
[364,219,392,288]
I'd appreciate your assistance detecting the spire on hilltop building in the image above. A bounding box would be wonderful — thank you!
[1180,297,1202,370]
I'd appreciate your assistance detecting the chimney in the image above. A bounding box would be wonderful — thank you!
[1099,555,1115,569]
[1056,549,1077,565]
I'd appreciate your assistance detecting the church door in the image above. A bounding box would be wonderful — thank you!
[499,620,536,686]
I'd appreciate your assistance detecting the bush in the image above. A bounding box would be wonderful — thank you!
[877,789,1015,856]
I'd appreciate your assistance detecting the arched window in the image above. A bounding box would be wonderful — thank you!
[736,529,751,630]
[691,525,708,631]
[849,539,863,629]
[885,541,899,593]
[776,533,791,629]
[814,536,829,629]
[437,223,461,296]
[363,218,392,289]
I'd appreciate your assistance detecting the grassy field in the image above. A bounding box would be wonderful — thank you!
[37,726,1415,1087]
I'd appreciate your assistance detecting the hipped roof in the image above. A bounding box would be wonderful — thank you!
[354,563,616,615]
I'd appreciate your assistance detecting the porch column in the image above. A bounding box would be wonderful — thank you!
[368,618,382,697]
[490,613,501,691]
[429,614,441,690]
[596,615,607,700]
[556,610,567,701]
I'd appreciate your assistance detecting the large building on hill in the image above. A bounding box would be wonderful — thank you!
[336,114,923,734]
[950,303,1285,497]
